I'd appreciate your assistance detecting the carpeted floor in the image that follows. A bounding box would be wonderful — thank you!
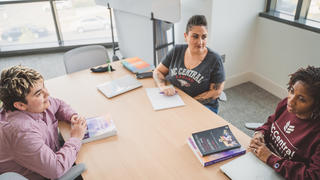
[219,82,281,137]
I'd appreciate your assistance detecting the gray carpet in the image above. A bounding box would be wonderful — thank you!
[219,82,281,137]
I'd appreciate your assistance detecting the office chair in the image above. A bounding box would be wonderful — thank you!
[0,163,86,180]
[219,91,227,102]
[0,172,27,180]
[244,122,263,130]
[63,45,110,74]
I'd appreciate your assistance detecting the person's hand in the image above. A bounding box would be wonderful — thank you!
[249,138,272,163]
[252,131,265,143]
[70,115,87,140]
[159,85,176,96]
[71,114,82,125]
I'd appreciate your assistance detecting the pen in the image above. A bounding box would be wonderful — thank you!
[160,91,178,95]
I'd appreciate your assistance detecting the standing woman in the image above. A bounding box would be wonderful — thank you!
[250,66,320,179]
[153,15,225,114]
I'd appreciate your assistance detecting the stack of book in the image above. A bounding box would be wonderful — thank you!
[187,125,246,167]
[121,57,154,74]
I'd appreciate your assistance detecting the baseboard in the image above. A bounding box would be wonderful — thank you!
[225,72,287,99]
[249,72,287,99]
[224,72,251,89]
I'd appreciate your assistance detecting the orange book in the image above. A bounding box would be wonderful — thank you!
[121,57,154,73]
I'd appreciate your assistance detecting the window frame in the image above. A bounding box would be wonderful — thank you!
[0,0,117,57]
[260,0,320,34]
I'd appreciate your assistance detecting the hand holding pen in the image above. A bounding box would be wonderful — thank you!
[159,85,177,96]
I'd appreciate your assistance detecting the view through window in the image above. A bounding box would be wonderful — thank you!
[0,0,117,52]
[56,0,117,46]
[275,0,298,16]
[308,0,320,22]
[0,2,58,51]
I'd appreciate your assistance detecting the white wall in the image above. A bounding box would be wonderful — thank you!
[209,0,265,88]
[252,17,320,98]
[114,10,154,65]
[174,0,212,44]
[115,0,212,65]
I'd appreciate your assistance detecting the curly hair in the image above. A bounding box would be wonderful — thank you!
[288,66,320,121]
[186,15,207,34]
[0,65,43,111]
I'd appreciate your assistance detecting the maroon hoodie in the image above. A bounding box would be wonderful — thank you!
[256,98,320,180]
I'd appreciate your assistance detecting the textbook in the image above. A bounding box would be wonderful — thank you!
[192,125,241,156]
[82,115,117,144]
[121,57,154,74]
[187,137,246,167]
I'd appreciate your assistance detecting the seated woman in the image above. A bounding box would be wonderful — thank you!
[0,66,87,179]
[153,15,225,114]
[250,66,320,179]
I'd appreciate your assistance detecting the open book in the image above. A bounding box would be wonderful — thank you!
[82,115,117,143]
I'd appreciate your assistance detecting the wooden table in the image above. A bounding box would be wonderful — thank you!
[46,62,250,180]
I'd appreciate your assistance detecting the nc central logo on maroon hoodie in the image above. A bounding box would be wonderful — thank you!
[269,122,297,159]
[284,121,295,134]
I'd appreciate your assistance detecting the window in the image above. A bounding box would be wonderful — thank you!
[275,0,298,15]
[0,2,58,51]
[308,0,320,22]
[260,0,320,33]
[0,0,117,54]
[56,0,117,46]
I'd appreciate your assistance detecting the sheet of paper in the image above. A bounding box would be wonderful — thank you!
[220,152,284,180]
[145,87,185,110]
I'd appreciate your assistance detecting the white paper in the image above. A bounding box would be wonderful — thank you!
[145,87,185,110]
[220,152,284,180]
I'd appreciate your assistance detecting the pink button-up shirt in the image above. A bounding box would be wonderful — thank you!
[0,97,82,179]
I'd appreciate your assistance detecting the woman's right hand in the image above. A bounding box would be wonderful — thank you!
[252,131,265,143]
[160,85,176,96]
[70,116,87,140]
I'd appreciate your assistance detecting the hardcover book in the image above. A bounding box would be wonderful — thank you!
[82,115,117,144]
[187,137,246,167]
[192,125,241,156]
[121,57,154,74]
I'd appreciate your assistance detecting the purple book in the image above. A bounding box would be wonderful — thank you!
[187,137,246,167]
[82,115,117,143]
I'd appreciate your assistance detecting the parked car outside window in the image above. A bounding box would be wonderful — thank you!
[1,25,48,42]
[73,16,109,33]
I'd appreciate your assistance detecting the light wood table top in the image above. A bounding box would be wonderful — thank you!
[46,61,250,180]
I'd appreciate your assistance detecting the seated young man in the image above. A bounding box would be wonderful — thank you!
[0,65,87,179]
